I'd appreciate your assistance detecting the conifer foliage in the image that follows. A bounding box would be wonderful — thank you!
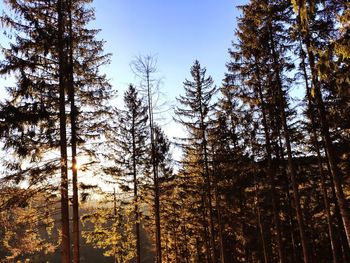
[0,0,349,262]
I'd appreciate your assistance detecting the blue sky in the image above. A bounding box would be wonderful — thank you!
[89,0,246,103]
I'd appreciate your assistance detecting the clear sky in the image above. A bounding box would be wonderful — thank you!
[89,0,246,102]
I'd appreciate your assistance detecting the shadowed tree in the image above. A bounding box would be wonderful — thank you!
[175,60,218,263]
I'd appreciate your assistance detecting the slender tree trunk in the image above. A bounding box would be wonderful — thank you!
[215,183,225,263]
[196,237,202,263]
[285,180,298,263]
[216,192,225,263]
[201,193,211,263]
[203,155,216,263]
[164,231,170,263]
[57,0,70,262]
[113,188,118,263]
[171,203,180,263]
[325,149,350,262]
[240,195,250,263]
[276,132,298,263]
[254,180,269,263]
[117,200,124,263]
[304,192,316,262]
[296,2,350,247]
[255,58,285,263]
[199,97,217,263]
[172,216,179,263]
[145,72,162,263]
[66,0,79,261]
[268,24,310,263]
[182,224,190,263]
[132,115,141,263]
[212,158,226,263]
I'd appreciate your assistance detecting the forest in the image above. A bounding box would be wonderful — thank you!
[0,0,349,262]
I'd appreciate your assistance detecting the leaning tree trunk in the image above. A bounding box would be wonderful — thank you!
[298,9,350,247]
[299,40,340,263]
[325,149,350,262]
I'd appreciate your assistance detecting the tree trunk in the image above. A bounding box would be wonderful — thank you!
[132,114,141,263]
[146,72,162,263]
[113,188,119,263]
[199,95,217,263]
[276,128,298,263]
[182,224,190,263]
[66,0,79,261]
[201,193,211,263]
[216,194,225,263]
[215,182,226,263]
[196,237,202,263]
[172,211,179,263]
[325,149,350,262]
[254,180,269,263]
[212,158,226,263]
[255,57,285,263]
[268,24,310,263]
[57,0,70,262]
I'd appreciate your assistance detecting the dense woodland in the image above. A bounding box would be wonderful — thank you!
[0,0,349,262]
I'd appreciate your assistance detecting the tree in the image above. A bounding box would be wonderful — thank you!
[82,190,135,263]
[227,7,287,261]
[231,1,311,262]
[0,1,112,261]
[291,0,350,248]
[175,60,218,263]
[113,84,148,263]
[0,186,57,261]
[142,124,174,263]
[131,55,163,263]
[57,0,70,260]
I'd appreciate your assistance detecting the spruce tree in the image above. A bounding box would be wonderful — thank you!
[175,60,218,263]
[114,84,148,263]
